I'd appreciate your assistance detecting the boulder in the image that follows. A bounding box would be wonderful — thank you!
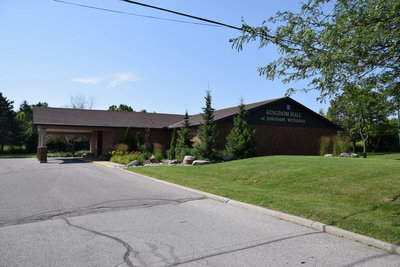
[222,154,233,161]
[324,154,334,157]
[168,159,182,165]
[351,153,360,158]
[339,153,351,158]
[149,155,156,162]
[192,160,211,166]
[183,155,195,165]
[127,160,142,167]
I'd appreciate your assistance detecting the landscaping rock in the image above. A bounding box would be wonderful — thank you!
[324,154,334,157]
[143,163,163,167]
[168,159,182,165]
[192,160,211,166]
[222,154,233,161]
[183,155,195,165]
[127,160,142,167]
[339,153,351,157]
[149,155,156,162]
[351,153,360,158]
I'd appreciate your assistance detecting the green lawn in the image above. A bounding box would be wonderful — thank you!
[0,153,36,158]
[128,155,400,245]
[368,152,400,160]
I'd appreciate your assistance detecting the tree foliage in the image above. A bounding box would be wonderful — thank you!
[225,101,256,159]
[327,86,392,157]
[124,127,136,151]
[175,111,194,159]
[0,93,20,152]
[194,90,219,161]
[169,128,177,159]
[231,0,400,102]
[108,104,134,112]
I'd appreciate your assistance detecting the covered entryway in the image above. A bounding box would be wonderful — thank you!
[35,125,103,163]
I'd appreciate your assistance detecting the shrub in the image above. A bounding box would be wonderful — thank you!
[177,147,196,160]
[115,143,128,154]
[169,128,177,159]
[124,127,136,151]
[136,131,143,149]
[332,136,351,156]
[153,146,164,161]
[110,151,144,164]
[320,136,332,155]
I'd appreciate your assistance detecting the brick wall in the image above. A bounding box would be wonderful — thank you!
[100,128,173,155]
[208,122,337,156]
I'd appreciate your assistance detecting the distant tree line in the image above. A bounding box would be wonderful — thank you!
[0,92,48,153]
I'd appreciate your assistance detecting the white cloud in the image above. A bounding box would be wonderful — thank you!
[105,72,141,88]
[72,77,104,84]
[72,72,141,88]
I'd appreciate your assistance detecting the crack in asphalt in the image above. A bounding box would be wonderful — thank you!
[0,196,205,228]
[63,218,142,267]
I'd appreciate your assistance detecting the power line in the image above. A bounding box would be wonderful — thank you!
[53,0,223,28]
[121,0,242,31]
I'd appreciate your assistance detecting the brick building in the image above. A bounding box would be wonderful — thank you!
[33,97,340,162]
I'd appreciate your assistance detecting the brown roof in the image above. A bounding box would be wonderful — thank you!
[33,107,184,129]
[33,97,341,130]
[169,98,281,128]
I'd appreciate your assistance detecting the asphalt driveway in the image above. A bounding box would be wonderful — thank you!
[0,158,399,266]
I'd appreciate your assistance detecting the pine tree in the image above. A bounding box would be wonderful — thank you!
[0,93,21,152]
[136,131,143,150]
[225,100,256,159]
[175,111,194,159]
[195,90,219,161]
[169,128,177,159]
[124,127,135,151]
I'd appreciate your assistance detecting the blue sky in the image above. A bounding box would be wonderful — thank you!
[1,0,330,115]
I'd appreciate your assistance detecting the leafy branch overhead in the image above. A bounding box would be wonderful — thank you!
[231,0,400,101]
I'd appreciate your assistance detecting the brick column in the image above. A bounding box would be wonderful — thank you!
[37,126,47,163]
[37,147,47,163]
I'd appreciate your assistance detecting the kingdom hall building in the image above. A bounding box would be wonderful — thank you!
[33,97,341,162]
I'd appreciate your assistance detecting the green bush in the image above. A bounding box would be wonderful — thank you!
[320,136,332,155]
[136,131,143,149]
[333,136,351,156]
[110,152,144,164]
[153,146,164,161]
[169,128,177,159]
[177,147,196,160]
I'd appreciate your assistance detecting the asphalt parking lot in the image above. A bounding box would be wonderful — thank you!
[0,158,399,266]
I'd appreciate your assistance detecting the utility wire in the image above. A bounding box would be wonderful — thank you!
[53,0,223,27]
[121,0,242,31]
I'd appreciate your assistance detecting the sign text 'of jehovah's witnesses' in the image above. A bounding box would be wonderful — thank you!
[261,109,306,124]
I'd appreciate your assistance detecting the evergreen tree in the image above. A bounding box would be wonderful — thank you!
[175,111,194,159]
[0,93,16,152]
[225,100,256,159]
[169,128,177,159]
[195,90,219,161]
[136,131,143,150]
[124,127,135,151]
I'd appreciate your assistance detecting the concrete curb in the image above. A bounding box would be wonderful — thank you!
[119,169,400,255]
